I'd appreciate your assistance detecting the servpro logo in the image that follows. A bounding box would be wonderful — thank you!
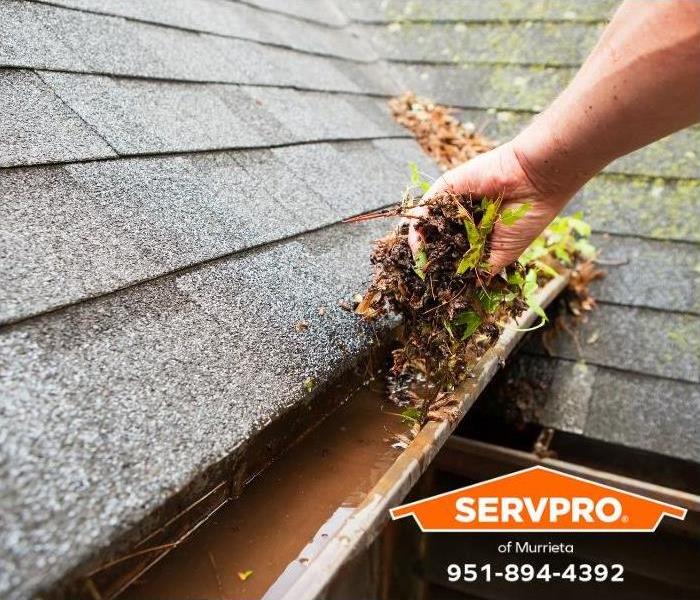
[390,466,686,532]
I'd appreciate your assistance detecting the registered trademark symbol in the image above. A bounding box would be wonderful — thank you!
[621,514,629,523]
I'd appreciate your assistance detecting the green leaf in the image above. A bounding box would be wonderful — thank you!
[506,271,524,287]
[525,295,548,320]
[533,260,559,278]
[479,197,499,235]
[499,202,532,226]
[408,162,430,193]
[574,238,596,258]
[477,289,502,313]
[521,269,548,322]
[554,245,572,266]
[523,268,539,296]
[443,318,455,339]
[413,248,428,280]
[456,246,482,274]
[463,216,480,248]
[569,211,592,236]
[401,407,423,424]
[453,310,482,340]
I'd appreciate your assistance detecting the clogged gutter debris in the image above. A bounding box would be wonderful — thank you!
[388,92,493,169]
[351,93,599,435]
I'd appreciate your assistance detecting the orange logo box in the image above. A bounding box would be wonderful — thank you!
[390,466,686,532]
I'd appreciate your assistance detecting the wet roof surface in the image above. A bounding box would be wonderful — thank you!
[1,0,698,598]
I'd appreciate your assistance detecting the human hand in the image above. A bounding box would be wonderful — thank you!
[408,140,580,272]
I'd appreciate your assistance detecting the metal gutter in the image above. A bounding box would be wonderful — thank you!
[270,273,570,600]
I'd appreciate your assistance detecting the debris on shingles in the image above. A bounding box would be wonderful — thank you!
[294,320,309,332]
[318,306,326,316]
[337,299,353,311]
[543,259,605,356]
[352,177,595,429]
[303,377,315,393]
[533,427,557,459]
[568,259,605,316]
[388,91,494,170]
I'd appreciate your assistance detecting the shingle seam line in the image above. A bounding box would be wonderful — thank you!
[27,0,378,65]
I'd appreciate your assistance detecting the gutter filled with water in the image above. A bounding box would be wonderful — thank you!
[113,274,568,600]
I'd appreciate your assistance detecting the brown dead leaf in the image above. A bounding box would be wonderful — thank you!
[389,92,494,170]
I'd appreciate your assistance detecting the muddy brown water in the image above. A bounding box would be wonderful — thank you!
[120,379,403,600]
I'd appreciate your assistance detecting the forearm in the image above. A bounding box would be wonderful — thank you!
[513,0,700,197]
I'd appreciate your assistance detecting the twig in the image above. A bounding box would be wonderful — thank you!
[342,207,402,223]
[84,578,102,600]
[84,543,178,577]
[421,281,469,316]
[594,257,628,266]
[208,551,225,600]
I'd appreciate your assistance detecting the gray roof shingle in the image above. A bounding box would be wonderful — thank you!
[38,73,404,156]
[362,21,605,66]
[1,140,434,325]
[0,69,115,166]
[493,353,700,462]
[36,0,376,61]
[589,234,699,313]
[4,1,391,94]
[526,304,699,383]
[40,73,283,154]
[0,223,388,599]
[243,0,349,27]
[0,0,85,70]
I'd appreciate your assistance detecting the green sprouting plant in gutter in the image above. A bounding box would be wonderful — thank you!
[520,212,596,268]
[456,197,533,275]
[452,310,482,340]
[409,161,431,193]
[413,248,428,280]
[355,164,597,410]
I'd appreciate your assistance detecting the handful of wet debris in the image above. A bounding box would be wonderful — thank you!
[351,92,600,432]
[352,182,596,429]
[354,190,533,416]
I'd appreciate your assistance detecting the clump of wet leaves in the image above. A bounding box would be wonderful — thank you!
[354,167,595,432]
[389,92,493,169]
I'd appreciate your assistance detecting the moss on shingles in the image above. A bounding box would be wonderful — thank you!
[485,64,572,111]
[378,0,617,23]
[371,21,604,65]
[395,63,573,112]
[612,133,700,179]
[450,108,700,179]
[570,174,700,242]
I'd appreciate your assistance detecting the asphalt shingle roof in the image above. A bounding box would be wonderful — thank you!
[1,1,698,598]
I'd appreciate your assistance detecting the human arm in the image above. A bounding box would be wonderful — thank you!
[410,0,700,270]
